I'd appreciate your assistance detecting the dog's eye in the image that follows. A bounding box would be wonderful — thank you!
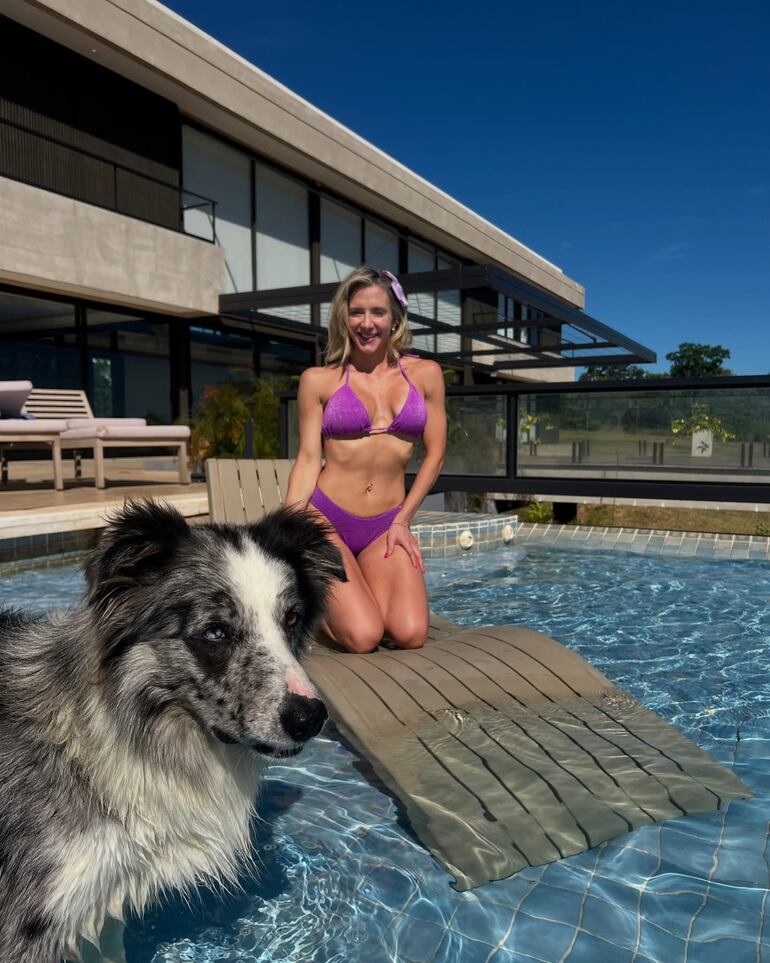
[203,626,226,642]
[284,609,299,627]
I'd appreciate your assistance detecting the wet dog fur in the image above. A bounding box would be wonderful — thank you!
[0,501,345,962]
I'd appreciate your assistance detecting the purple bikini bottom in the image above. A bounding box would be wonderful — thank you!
[309,486,402,557]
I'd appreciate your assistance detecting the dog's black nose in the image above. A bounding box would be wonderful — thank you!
[280,693,328,743]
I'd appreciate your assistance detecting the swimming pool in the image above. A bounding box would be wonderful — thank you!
[3,543,770,963]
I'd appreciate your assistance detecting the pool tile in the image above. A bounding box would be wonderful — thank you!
[516,882,584,927]
[360,865,417,910]
[640,889,710,939]
[687,936,763,962]
[579,893,637,948]
[505,914,576,959]
[451,895,516,944]
[555,928,633,962]
[636,919,687,963]
[384,916,445,962]
[433,930,495,963]
[403,893,453,928]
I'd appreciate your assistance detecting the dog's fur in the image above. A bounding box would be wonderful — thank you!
[0,501,345,963]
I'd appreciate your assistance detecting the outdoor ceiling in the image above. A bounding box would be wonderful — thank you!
[220,264,656,372]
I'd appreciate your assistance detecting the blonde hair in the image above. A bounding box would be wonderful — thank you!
[325,265,412,367]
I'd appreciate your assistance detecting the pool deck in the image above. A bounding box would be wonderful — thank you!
[2,456,769,571]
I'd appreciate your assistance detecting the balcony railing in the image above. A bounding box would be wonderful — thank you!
[0,117,216,240]
[279,375,770,503]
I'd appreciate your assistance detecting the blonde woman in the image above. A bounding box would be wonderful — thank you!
[284,266,446,653]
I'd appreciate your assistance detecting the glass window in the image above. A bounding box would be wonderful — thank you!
[0,291,81,388]
[320,199,361,283]
[182,126,252,293]
[364,221,399,272]
[259,338,313,382]
[261,305,312,325]
[190,325,256,412]
[408,241,436,350]
[436,255,461,356]
[255,165,309,290]
[86,310,170,422]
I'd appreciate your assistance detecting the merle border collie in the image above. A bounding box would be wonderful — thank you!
[0,500,345,962]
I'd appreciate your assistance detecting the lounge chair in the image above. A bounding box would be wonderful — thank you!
[23,388,191,489]
[0,381,67,490]
[205,458,750,889]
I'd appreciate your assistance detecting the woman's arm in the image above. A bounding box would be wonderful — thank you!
[385,361,446,568]
[283,368,326,509]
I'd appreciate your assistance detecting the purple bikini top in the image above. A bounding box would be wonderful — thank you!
[321,359,427,440]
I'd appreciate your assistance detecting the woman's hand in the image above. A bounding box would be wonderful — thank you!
[384,522,424,572]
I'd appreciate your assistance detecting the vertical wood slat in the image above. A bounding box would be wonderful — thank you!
[217,460,246,524]
[236,460,265,522]
[206,459,296,523]
[256,459,282,512]
[274,459,293,503]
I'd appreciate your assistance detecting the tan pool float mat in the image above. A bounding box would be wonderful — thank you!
[305,613,750,891]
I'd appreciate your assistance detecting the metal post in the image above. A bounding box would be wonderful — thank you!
[243,420,254,459]
[279,397,289,459]
[506,392,518,482]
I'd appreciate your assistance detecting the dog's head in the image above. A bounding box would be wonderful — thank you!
[84,500,346,758]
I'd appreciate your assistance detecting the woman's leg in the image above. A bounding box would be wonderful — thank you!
[357,532,429,649]
[306,505,384,653]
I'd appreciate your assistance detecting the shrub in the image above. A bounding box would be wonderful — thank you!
[186,378,290,468]
[522,501,554,524]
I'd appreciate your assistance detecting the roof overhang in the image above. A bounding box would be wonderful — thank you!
[220,264,656,372]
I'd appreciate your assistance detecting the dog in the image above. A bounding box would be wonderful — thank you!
[0,500,345,963]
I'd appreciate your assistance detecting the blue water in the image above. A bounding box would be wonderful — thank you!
[3,545,770,963]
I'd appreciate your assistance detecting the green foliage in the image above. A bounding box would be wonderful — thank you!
[755,523,770,538]
[665,342,732,378]
[670,404,736,443]
[522,501,554,523]
[578,364,648,382]
[187,378,290,467]
[519,411,554,444]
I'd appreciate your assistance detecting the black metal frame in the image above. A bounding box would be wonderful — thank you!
[224,264,656,374]
[279,374,770,504]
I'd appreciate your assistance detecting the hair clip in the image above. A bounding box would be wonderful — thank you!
[381,270,408,309]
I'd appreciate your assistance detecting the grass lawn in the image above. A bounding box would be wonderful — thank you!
[573,504,770,536]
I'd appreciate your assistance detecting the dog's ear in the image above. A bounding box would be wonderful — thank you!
[247,507,347,603]
[85,499,190,609]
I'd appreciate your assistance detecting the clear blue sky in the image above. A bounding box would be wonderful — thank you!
[165,0,769,375]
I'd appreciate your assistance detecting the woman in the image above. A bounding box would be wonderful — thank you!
[284,266,446,653]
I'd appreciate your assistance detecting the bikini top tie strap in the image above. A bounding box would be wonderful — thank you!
[396,357,413,386]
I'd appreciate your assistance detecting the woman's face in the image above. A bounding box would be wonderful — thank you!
[347,285,392,355]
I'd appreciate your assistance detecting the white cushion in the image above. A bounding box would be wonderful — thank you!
[60,425,190,441]
[65,417,147,429]
[0,418,68,434]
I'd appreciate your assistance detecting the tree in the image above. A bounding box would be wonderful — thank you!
[665,342,732,378]
[578,363,648,382]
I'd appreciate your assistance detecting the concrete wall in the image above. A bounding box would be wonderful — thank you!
[6,0,585,309]
[0,178,224,316]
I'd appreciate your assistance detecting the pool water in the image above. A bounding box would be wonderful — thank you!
[3,544,770,963]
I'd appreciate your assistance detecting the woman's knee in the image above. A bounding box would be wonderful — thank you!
[335,616,384,654]
[387,615,429,650]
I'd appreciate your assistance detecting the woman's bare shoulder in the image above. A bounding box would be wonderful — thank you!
[402,355,444,385]
[300,365,341,386]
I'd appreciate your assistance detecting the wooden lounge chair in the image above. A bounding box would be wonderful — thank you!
[204,458,751,889]
[206,458,292,523]
[0,381,67,490]
[22,388,191,489]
